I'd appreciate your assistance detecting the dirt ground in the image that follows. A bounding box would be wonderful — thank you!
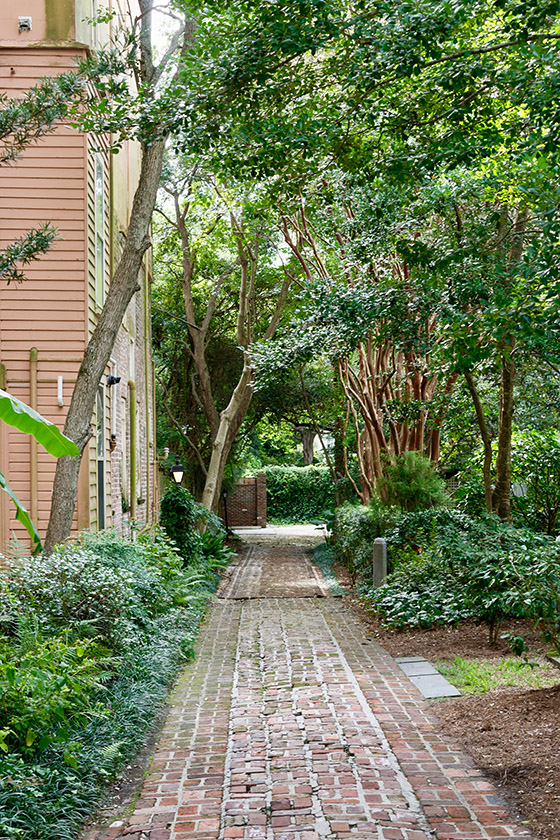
[347,579,560,840]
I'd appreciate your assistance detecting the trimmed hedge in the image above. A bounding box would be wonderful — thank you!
[264,465,338,522]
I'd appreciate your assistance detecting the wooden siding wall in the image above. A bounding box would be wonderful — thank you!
[0,46,157,550]
[0,49,88,546]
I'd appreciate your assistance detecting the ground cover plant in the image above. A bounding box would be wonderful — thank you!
[332,505,560,650]
[0,524,232,839]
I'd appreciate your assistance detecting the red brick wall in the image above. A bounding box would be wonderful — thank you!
[223,473,267,528]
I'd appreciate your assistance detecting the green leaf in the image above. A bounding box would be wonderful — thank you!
[0,470,43,551]
[0,389,79,457]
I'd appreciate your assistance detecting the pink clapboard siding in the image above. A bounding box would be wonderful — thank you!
[0,48,89,546]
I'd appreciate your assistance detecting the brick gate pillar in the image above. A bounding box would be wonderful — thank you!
[256,471,267,528]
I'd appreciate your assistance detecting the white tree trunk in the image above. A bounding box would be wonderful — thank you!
[201,358,253,512]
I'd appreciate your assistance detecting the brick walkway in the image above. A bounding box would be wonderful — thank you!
[90,545,531,840]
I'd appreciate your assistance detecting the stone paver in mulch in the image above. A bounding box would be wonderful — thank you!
[88,545,531,840]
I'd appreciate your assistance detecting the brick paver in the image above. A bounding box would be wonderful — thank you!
[89,545,531,840]
[219,546,329,599]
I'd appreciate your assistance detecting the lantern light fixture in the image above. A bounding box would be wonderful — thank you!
[171,460,185,485]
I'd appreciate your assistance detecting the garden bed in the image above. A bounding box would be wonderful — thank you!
[350,599,560,840]
[0,522,232,840]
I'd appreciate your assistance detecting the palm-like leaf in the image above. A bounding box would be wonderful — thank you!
[0,471,42,551]
[0,389,79,457]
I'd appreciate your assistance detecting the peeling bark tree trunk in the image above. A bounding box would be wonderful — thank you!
[280,207,456,497]
[465,371,494,514]
[44,138,166,553]
[492,349,516,522]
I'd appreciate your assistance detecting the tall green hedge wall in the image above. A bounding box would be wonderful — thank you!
[264,465,333,522]
[263,465,359,522]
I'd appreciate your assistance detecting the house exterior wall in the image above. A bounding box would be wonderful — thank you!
[0,0,156,551]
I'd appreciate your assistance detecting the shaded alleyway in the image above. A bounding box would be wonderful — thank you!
[90,543,530,840]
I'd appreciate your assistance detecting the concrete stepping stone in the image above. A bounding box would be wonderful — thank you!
[395,655,461,698]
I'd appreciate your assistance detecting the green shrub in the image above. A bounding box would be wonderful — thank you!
[361,508,560,644]
[0,527,232,839]
[378,452,449,511]
[1,532,184,649]
[511,429,560,534]
[0,633,113,755]
[457,429,560,534]
[520,546,560,652]
[264,465,356,522]
[159,484,206,561]
[334,500,399,582]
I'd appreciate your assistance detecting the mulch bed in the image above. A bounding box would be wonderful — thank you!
[338,569,560,840]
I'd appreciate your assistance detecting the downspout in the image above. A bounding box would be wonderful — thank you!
[152,359,158,518]
[29,348,38,525]
[128,380,137,521]
[143,262,151,522]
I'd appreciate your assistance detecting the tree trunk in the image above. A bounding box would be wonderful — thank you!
[201,358,253,513]
[333,414,346,507]
[299,427,315,465]
[464,371,494,514]
[44,138,166,553]
[492,348,515,522]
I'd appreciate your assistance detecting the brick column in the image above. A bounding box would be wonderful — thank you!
[256,471,267,528]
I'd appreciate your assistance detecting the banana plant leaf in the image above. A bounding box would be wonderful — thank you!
[0,389,79,457]
[0,471,42,552]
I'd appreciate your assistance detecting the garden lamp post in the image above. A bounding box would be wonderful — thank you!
[221,487,229,533]
[170,460,185,485]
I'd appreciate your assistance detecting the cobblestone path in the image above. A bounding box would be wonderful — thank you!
[91,546,530,840]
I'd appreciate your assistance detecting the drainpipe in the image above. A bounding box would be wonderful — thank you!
[152,359,158,518]
[30,348,38,525]
[143,262,151,522]
[128,380,137,521]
